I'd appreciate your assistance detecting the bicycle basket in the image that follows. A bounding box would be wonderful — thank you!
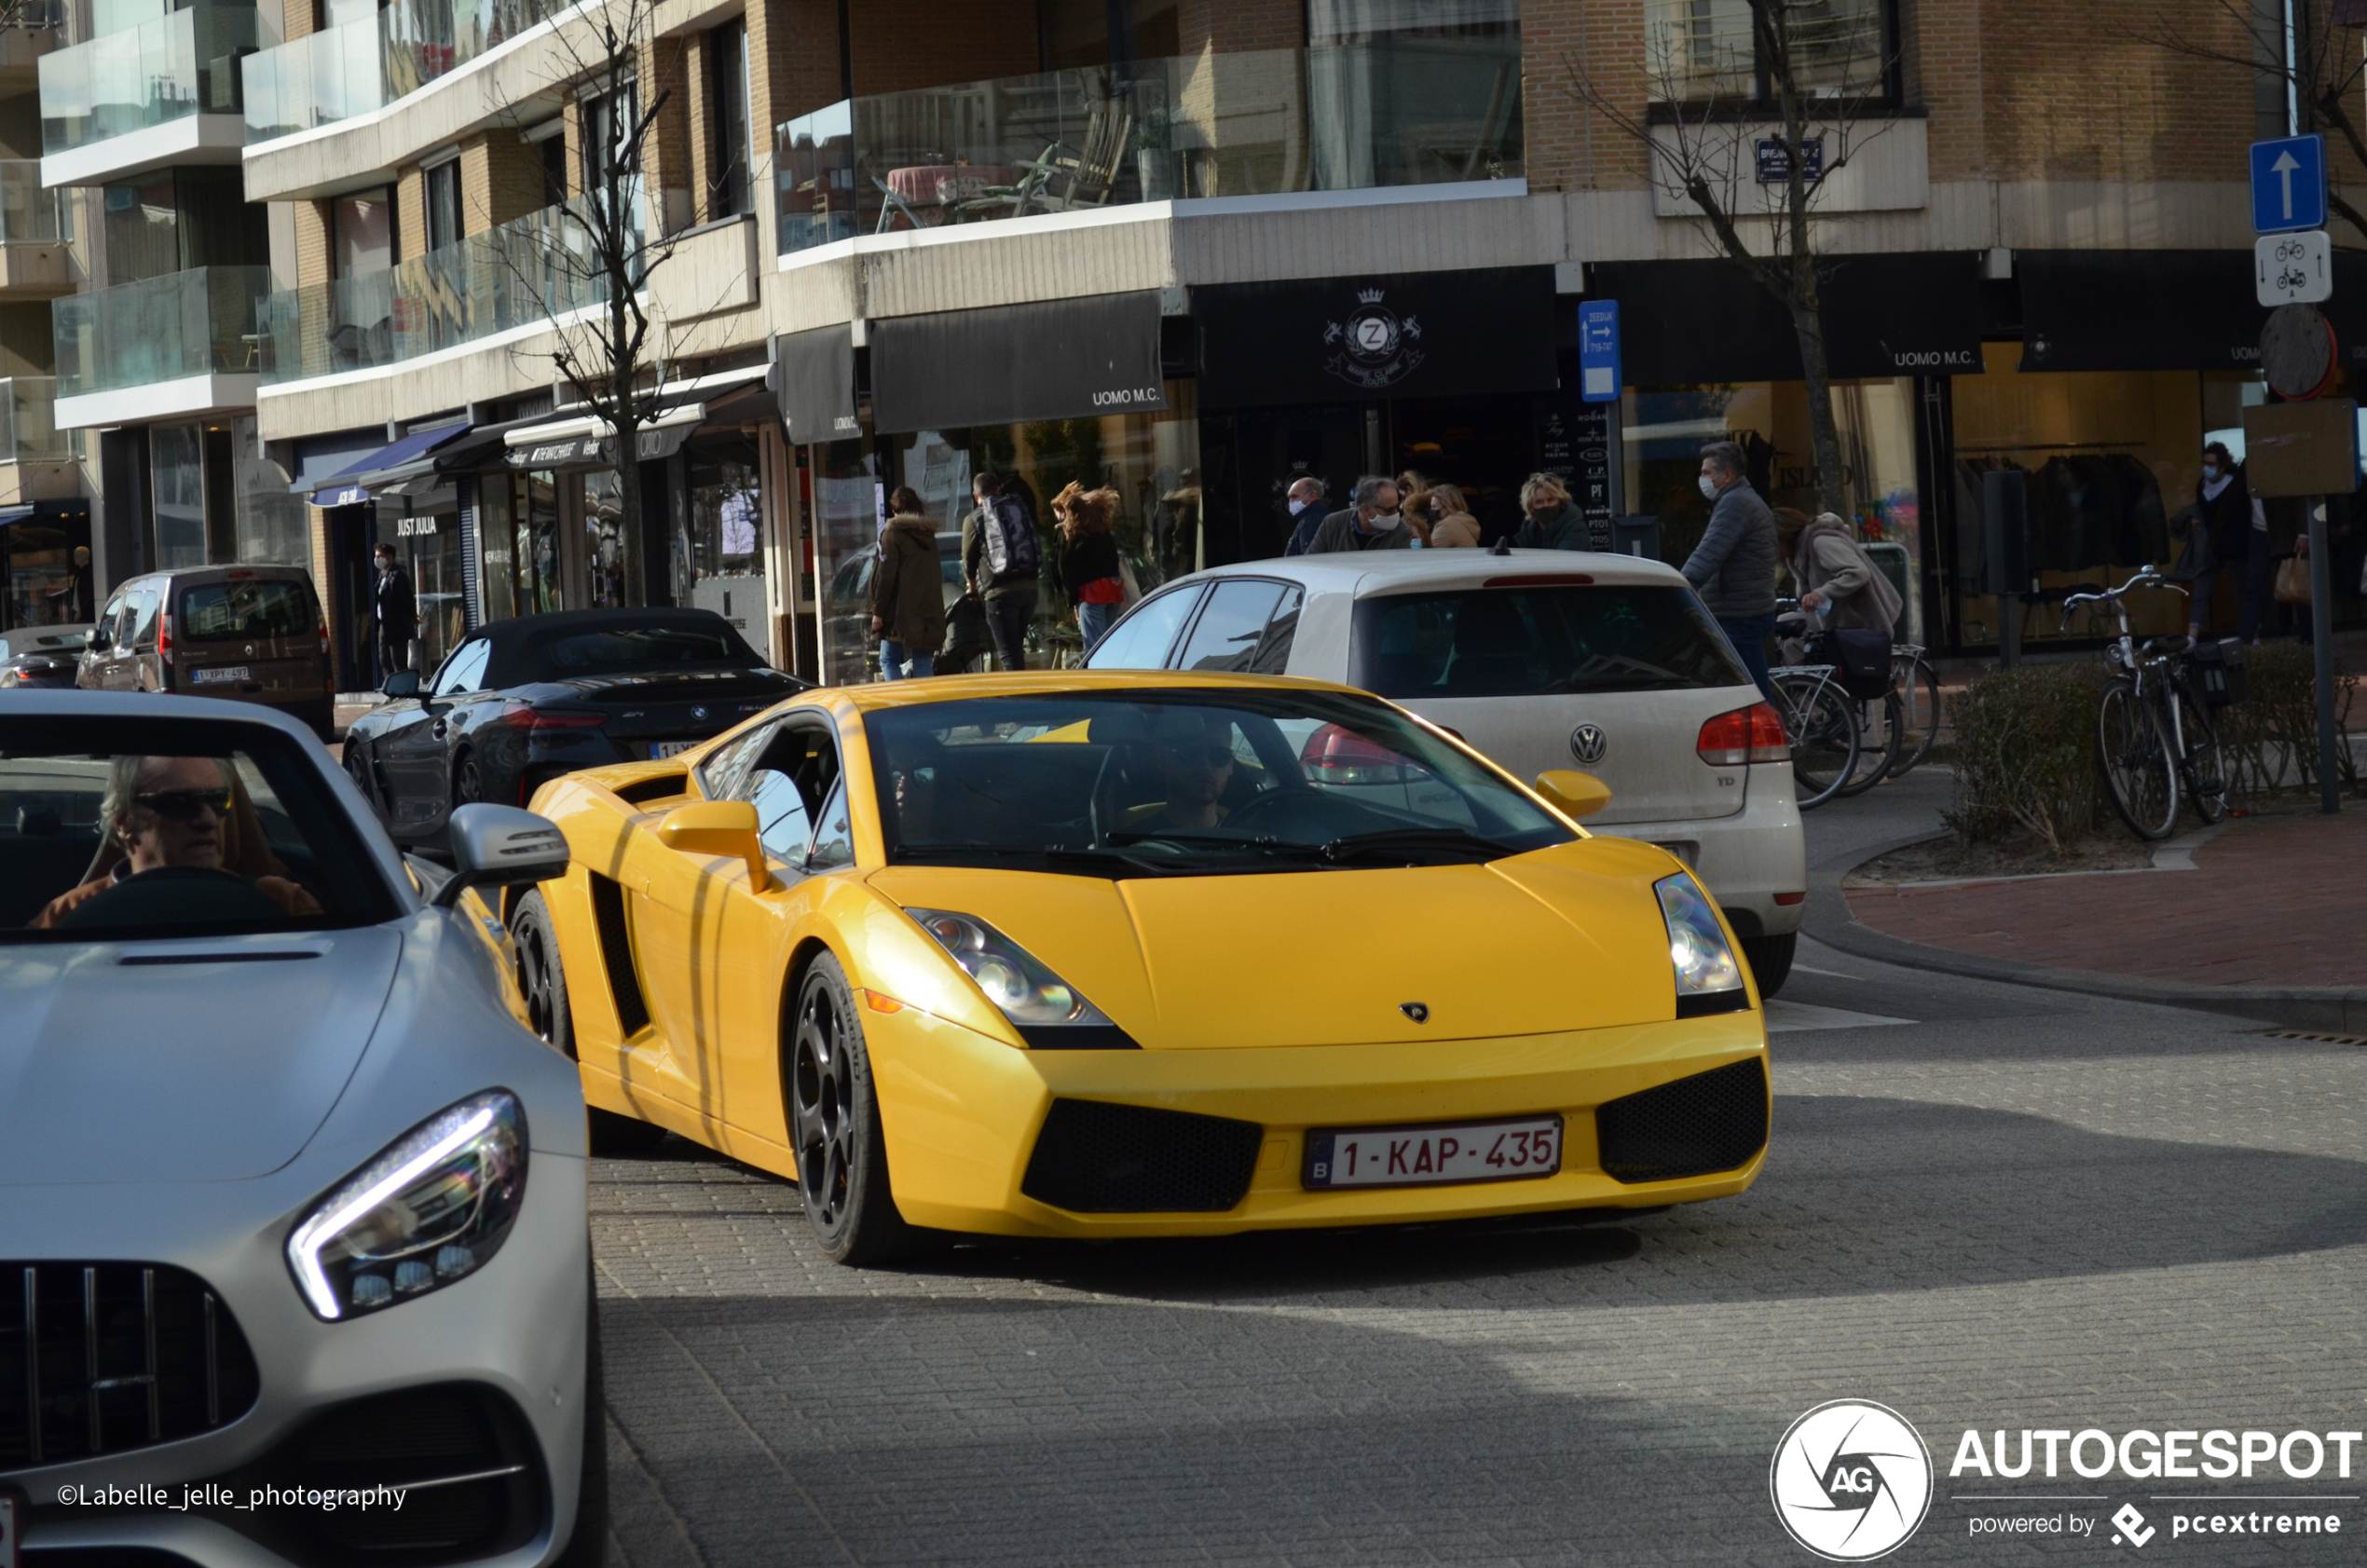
[1809,627,1895,702]
[2186,636,2248,708]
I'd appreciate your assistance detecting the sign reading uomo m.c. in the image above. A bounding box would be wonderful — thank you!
[1195,267,1558,408]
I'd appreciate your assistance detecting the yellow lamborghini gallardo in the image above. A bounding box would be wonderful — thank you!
[514,671,1769,1263]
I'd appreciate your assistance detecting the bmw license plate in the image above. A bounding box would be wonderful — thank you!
[650,741,698,759]
[1304,1114,1562,1190]
[191,665,251,685]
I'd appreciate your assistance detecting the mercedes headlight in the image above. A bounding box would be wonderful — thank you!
[1655,871,1749,1016]
[905,908,1132,1046]
[286,1091,528,1321]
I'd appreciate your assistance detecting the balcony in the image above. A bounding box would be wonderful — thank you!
[0,160,72,298]
[52,265,272,428]
[38,1,258,185]
[261,201,623,386]
[242,0,566,144]
[0,376,81,501]
[0,0,66,92]
[774,37,1524,256]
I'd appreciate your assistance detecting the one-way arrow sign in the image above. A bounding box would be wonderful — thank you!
[2252,134,2328,233]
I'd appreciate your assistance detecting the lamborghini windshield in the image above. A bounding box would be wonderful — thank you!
[866,688,1574,877]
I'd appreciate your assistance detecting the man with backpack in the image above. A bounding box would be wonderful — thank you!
[961,470,1041,673]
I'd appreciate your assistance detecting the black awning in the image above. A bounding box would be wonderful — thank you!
[501,422,698,470]
[775,324,858,443]
[1589,253,1983,384]
[1195,266,1558,408]
[870,291,1167,434]
[2018,250,2367,374]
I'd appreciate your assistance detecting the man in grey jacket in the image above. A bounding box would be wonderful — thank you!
[1683,440,1780,703]
[1306,475,1416,553]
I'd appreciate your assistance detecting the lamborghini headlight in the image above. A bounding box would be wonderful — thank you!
[1655,871,1747,1013]
[286,1090,527,1321]
[906,908,1116,1030]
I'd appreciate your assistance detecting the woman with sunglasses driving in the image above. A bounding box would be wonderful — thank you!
[30,755,323,929]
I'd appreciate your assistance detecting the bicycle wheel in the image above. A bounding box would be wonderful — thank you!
[1889,651,1943,776]
[2169,676,2227,826]
[1771,670,1859,811]
[2096,678,2180,840]
[1835,691,1903,797]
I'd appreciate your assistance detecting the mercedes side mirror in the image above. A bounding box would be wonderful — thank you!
[381,668,422,699]
[434,804,570,908]
[1534,770,1613,820]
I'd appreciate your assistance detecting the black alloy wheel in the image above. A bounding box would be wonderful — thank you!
[786,954,912,1265]
[344,743,376,807]
[454,749,489,809]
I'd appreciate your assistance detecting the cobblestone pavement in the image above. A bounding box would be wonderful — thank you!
[590,771,2367,1566]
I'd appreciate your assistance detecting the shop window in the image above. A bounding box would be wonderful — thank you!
[1643,0,1895,105]
[680,443,764,645]
[381,507,467,673]
[424,158,462,252]
[707,18,752,219]
[583,469,638,608]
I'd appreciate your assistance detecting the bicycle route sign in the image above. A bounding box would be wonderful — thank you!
[2257,228,2332,307]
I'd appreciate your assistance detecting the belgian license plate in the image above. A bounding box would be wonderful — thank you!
[191,665,251,685]
[1,1488,20,1568]
[650,740,698,759]
[1304,1113,1562,1190]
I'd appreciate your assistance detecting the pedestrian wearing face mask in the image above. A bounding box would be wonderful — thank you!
[1280,475,1329,556]
[1306,475,1416,552]
[1683,441,1781,704]
[1512,474,1587,549]
[2187,441,2277,644]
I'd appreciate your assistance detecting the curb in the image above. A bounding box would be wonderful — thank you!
[1801,831,2367,1032]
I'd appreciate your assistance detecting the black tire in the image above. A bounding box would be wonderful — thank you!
[344,743,377,809]
[453,748,490,808]
[2098,679,2180,840]
[1772,671,1860,811]
[513,891,667,1155]
[1835,691,1903,797]
[1741,932,1797,999]
[786,952,913,1265]
[2170,677,2228,826]
[549,1262,609,1568]
[1890,651,1943,776]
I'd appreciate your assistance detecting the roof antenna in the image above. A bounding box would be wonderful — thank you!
[1489,535,1512,555]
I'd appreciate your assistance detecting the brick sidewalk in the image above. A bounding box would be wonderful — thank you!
[1846,809,2367,989]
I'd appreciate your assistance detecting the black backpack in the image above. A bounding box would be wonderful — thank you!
[1812,627,1894,702]
[978,495,1040,579]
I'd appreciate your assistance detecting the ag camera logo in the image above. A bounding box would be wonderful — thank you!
[1772,1399,1934,1561]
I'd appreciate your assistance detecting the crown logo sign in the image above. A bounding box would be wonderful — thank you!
[1356,287,1386,304]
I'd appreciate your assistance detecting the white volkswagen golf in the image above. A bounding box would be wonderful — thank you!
[1086,550,1809,991]
[0,690,603,1567]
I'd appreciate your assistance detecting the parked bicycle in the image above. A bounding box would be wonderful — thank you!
[1889,641,1943,776]
[2060,566,2226,840]
[1771,602,1900,807]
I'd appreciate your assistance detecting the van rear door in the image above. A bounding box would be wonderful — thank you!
[174,573,318,706]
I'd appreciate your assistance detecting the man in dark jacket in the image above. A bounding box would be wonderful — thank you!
[1306,476,1415,553]
[1280,476,1328,556]
[371,543,417,687]
[1683,441,1780,703]
[961,470,1039,672]
[1512,473,1587,549]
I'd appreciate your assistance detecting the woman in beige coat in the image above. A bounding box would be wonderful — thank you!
[1426,483,1482,548]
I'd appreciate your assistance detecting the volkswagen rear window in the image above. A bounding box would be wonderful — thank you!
[1350,585,1750,698]
[180,579,313,641]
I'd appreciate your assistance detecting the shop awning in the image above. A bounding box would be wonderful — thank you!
[1586,253,1983,385]
[870,291,1166,434]
[305,421,474,505]
[776,324,858,443]
[0,505,34,527]
[2018,250,2367,373]
[1195,266,1558,408]
[500,370,768,470]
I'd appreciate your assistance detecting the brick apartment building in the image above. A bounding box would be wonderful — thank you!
[28,0,2353,683]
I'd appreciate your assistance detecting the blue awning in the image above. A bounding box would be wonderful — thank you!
[308,422,472,506]
[0,505,34,527]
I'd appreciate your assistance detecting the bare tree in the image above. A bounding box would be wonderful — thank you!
[1567,1,1901,513]
[2123,1,2367,240]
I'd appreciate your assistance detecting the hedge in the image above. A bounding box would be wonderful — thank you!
[2214,642,2360,801]
[1945,663,2108,853]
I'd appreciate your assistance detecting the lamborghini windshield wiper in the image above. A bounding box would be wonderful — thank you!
[1314,828,1515,865]
[891,844,1174,876]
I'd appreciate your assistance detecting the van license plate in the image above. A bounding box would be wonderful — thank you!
[1304,1114,1562,1190]
[191,665,251,685]
[650,741,698,758]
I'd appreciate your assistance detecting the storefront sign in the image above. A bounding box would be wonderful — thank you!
[2020,250,2367,373]
[869,292,1166,434]
[1196,267,1557,408]
[776,324,859,442]
[501,423,695,470]
[1755,138,1825,184]
[1533,396,1618,549]
[1588,254,1981,383]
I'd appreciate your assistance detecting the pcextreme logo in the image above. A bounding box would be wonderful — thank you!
[1772,1400,1936,1561]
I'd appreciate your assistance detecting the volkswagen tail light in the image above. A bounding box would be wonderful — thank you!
[1298,723,1409,784]
[1696,702,1787,766]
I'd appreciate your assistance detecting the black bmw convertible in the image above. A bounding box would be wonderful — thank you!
[344,607,805,847]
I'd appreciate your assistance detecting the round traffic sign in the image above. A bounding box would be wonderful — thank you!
[2262,303,2338,399]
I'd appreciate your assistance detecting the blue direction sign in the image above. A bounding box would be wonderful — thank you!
[2251,134,2327,233]
[1578,300,1621,403]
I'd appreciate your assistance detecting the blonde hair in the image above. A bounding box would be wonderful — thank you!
[1519,473,1572,512]
[1430,483,1470,516]
[1051,482,1119,539]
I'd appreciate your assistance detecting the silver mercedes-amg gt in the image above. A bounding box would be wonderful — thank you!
[0,689,602,1568]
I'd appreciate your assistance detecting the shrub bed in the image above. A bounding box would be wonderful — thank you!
[2214,642,2360,801]
[1944,663,2108,854]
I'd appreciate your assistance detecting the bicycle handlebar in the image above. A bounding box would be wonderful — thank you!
[2058,566,2185,630]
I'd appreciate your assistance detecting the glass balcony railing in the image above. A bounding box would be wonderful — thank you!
[261,200,636,385]
[0,162,66,242]
[774,37,1524,255]
[243,0,564,143]
[40,2,260,156]
[53,266,274,399]
[0,377,72,462]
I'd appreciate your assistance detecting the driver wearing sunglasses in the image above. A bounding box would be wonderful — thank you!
[31,754,322,928]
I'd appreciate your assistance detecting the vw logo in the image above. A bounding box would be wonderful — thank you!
[1770,1400,1932,1561]
[1570,724,1608,766]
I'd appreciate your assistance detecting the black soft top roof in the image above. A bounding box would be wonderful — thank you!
[475,607,762,686]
